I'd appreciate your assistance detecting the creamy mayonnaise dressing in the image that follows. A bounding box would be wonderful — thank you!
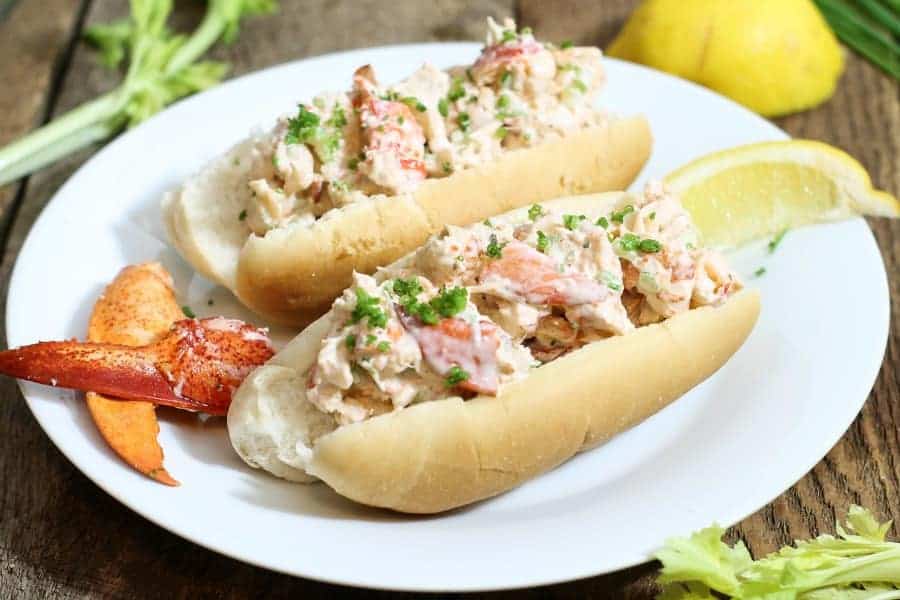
[242,18,608,236]
[304,182,742,424]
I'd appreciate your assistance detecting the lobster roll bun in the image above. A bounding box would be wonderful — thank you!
[227,184,760,513]
[163,18,652,326]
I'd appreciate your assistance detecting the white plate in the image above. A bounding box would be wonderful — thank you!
[6,43,889,592]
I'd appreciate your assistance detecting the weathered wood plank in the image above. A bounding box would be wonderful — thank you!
[0,0,86,243]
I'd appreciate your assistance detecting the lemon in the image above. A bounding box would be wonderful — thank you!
[664,140,899,248]
[608,0,845,117]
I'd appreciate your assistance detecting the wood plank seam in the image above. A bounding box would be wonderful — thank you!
[0,0,93,254]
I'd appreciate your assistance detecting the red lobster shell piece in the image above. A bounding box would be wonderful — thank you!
[0,317,274,416]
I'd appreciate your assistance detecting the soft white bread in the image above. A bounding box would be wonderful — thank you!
[164,117,652,326]
[227,193,760,513]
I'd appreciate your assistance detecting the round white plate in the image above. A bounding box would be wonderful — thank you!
[6,43,889,592]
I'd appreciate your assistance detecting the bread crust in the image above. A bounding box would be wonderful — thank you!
[228,193,760,514]
[164,117,652,326]
[308,289,759,513]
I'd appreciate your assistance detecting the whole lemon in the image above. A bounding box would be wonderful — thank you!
[607,0,845,117]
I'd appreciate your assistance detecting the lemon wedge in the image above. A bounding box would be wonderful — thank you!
[664,140,899,248]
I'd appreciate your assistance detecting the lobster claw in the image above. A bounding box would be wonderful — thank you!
[0,317,274,415]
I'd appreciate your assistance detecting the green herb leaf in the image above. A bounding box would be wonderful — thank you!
[536,230,551,253]
[768,228,789,253]
[456,112,471,132]
[570,79,588,94]
[326,103,347,128]
[754,266,767,278]
[563,214,587,230]
[617,233,642,252]
[599,270,622,291]
[610,204,635,224]
[181,305,196,319]
[430,286,468,317]
[445,365,470,387]
[238,208,248,221]
[345,334,357,350]
[486,234,506,258]
[494,125,508,140]
[501,29,517,43]
[377,340,391,353]
[401,96,427,112]
[392,278,423,299]
[447,76,466,102]
[638,238,662,253]
[596,216,609,229]
[438,97,449,117]
[500,70,513,88]
[528,204,545,221]
[559,40,574,49]
[351,288,387,328]
[404,298,438,325]
[285,104,320,145]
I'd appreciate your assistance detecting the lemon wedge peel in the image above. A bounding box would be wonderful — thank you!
[663,140,899,248]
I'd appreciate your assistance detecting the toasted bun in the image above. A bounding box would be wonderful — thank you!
[164,117,652,326]
[228,193,760,513]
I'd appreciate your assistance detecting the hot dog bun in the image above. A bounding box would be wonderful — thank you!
[227,192,760,513]
[164,117,652,326]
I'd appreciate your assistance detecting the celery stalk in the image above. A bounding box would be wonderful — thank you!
[0,0,277,188]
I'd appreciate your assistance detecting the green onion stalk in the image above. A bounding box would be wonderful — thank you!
[814,0,900,81]
[0,0,277,187]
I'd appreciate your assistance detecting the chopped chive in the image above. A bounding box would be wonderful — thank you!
[570,79,588,93]
[754,267,767,278]
[528,204,545,221]
[456,112,471,132]
[638,238,662,253]
[445,365,469,387]
[486,234,506,258]
[238,209,248,221]
[536,230,551,253]
[768,228,789,254]
[563,214,587,230]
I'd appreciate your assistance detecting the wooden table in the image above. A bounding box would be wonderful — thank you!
[0,1,897,597]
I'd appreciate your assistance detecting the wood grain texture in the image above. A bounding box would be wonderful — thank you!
[0,0,897,598]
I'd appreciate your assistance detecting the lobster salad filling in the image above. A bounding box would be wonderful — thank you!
[243,17,609,235]
[306,182,741,425]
